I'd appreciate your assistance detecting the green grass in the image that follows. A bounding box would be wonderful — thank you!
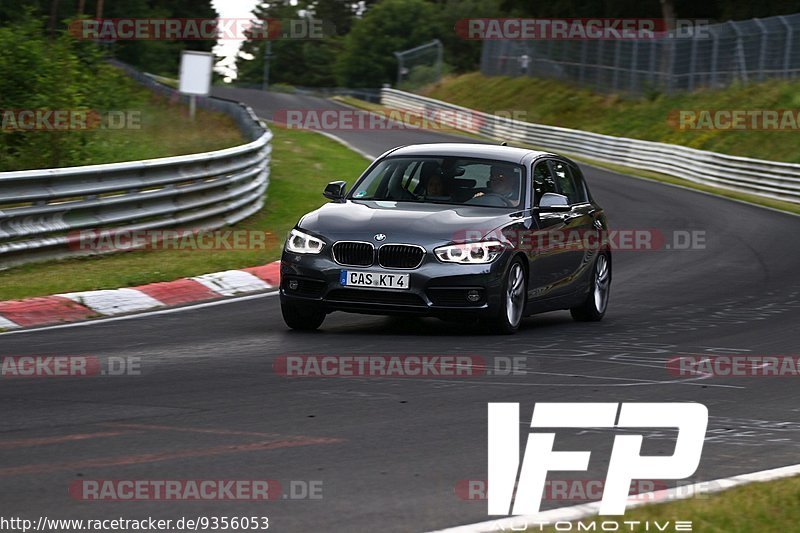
[424,73,800,163]
[538,475,800,533]
[0,78,245,172]
[0,126,369,300]
[81,94,246,164]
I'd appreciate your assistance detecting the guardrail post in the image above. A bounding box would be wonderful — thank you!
[597,39,606,91]
[688,31,698,92]
[648,40,657,89]
[729,21,748,83]
[753,18,768,81]
[666,37,676,95]
[778,16,793,79]
[709,26,719,87]
[579,39,588,85]
[630,39,639,94]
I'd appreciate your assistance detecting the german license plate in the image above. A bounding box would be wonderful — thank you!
[340,270,409,290]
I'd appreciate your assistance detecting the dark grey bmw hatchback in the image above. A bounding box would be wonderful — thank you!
[280,143,611,334]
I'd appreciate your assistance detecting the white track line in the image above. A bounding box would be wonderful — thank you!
[260,115,377,160]
[191,269,271,296]
[61,288,165,315]
[428,462,800,532]
[315,129,377,160]
[580,161,800,219]
[0,291,280,336]
[0,315,21,330]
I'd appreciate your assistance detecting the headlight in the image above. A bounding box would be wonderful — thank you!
[285,229,325,254]
[434,240,505,264]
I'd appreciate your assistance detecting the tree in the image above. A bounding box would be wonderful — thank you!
[2,0,218,76]
[105,0,218,76]
[660,0,676,30]
[435,0,502,73]
[335,0,439,87]
[0,13,146,169]
[236,1,302,87]
[235,0,356,87]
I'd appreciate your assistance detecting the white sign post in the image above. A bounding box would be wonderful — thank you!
[178,51,214,121]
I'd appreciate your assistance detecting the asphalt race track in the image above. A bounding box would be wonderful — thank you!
[1,88,799,532]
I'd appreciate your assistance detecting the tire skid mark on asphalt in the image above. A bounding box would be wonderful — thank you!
[0,436,344,478]
[516,349,751,377]
[0,431,139,449]
[275,353,741,388]
[282,373,741,389]
[347,373,743,388]
[98,422,289,438]
[0,423,345,478]
[573,415,800,449]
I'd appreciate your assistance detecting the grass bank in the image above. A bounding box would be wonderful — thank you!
[0,82,245,172]
[0,15,245,171]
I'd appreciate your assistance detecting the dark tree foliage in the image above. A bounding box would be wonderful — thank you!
[0,12,149,169]
[334,0,439,87]
[4,0,218,75]
[235,1,358,88]
[7,0,799,89]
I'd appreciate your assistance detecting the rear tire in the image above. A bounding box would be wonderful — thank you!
[570,253,611,322]
[281,301,326,331]
[486,258,526,335]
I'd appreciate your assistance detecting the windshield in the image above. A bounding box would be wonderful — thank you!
[349,156,525,208]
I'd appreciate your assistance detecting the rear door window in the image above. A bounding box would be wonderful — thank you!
[548,160,584,205]
[533,160,557,205]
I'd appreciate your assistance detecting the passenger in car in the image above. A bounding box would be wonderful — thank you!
[425,173,449,197]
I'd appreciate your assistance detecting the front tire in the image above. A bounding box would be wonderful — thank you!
[281,301,326,331]
[570,253,611,322]
[487,258,526,334]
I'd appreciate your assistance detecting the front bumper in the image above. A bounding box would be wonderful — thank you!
[279,250,512,317]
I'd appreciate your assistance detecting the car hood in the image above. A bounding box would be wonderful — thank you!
[298,200,519,246]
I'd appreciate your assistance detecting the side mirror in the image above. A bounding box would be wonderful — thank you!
[538,192,570,212]
[323,181,347,201]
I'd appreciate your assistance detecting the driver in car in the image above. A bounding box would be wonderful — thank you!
[472,165,518,206]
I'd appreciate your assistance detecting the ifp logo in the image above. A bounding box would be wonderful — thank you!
[488,402,708,516]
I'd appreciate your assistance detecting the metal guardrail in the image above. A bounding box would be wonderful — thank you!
[0,65,272,269]
[381,88,800,204]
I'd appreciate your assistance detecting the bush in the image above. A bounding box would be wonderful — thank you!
[0,13,146,170]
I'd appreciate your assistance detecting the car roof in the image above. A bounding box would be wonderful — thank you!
[385,143,555,164]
